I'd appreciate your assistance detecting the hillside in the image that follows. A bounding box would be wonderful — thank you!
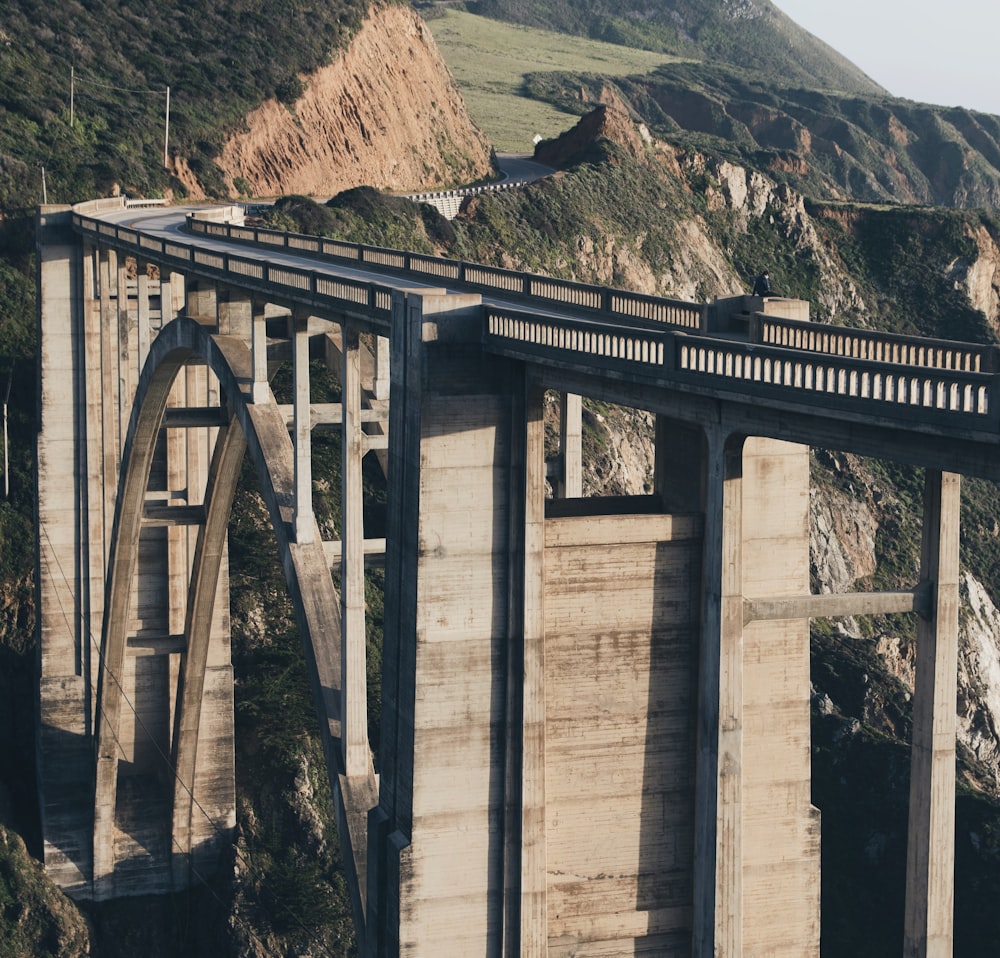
[465,0,885,96]
[0,0,493,207]
[525,63,1000,209]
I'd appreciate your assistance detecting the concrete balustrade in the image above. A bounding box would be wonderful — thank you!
[755,313,999,371]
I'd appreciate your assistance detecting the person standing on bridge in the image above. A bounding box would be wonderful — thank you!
[752,269,779,297]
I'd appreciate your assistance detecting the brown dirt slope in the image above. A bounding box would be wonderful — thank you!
[212,4,495,198]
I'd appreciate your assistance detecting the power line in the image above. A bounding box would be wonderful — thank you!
[71,69,169,97]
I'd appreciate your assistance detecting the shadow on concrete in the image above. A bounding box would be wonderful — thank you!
[634,531,699,955]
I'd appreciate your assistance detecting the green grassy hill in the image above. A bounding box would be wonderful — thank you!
[426,9,1000,210]
[462,0,884,95]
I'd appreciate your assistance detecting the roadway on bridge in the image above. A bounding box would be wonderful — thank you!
[103,204,638,333]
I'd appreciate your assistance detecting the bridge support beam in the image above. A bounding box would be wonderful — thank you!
[555,392,582,499]
[904,470,960,958]
[292,312,314,544]
[342,324,369,777]
[251,299,270,403]
[661,421,819,957]
[692,426,746,956]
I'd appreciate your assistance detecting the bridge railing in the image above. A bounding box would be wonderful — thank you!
[752,313,1000,372]
[72,213,395,321]
[486,306,1000,430]
[187,217,705,332]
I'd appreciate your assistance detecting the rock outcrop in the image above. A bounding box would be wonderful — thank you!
[210,4,495,198]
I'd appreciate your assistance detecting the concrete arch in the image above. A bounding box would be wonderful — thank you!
[92,314,367,897]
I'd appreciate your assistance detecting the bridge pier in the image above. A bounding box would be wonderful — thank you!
[905,470,960,958]
[366,288,820,955]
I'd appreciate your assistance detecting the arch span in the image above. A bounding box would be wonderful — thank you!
[92,314,375,906]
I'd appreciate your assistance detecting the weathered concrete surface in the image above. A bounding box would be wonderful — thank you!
[543,512,702,956]
[741,437,820,956]
[371,290,511,956]
[36,214,235,899]
[36,208,97,895]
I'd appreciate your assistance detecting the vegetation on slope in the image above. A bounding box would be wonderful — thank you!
[463,0,883,96]
[0,0,379,206]
[524,62,1000,209]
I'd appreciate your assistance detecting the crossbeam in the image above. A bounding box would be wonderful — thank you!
[743,582,932,625]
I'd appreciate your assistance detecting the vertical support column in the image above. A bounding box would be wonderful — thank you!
[342,324,369,777]
[692,427,745,957]
[373,334,390,401]
[137,266,151,371]
[160,269,183,326]
[116,253,132,451]
[218,289,252,339]
[98,249,120,552]
[185,280,217,326]
[904,469,960,958]
[504,375,548,955]
[556,392,582,499]
[292,313,314,544]
[251,299,270,403]
[82,245,105,692]
[36,208,95,894]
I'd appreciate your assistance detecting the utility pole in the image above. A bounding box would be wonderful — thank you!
[70,66,74,127]
[163,86,170,169]
[41,167,47,204]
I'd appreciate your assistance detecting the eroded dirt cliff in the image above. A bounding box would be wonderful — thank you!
[204,4,495,199]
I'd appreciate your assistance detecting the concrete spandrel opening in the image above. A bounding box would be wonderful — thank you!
[543,389,659,512]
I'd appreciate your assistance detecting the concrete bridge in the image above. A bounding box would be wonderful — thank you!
[35,196,999,956]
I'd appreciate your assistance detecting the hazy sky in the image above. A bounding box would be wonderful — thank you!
[772,0,1000,116]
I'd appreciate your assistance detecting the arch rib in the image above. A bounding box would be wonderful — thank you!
[93,316,373,903]
[170,416,246,885]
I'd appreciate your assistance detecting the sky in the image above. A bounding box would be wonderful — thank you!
[772,0,1000,117]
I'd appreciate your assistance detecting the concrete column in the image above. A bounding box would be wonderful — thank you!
[342,324,369,776]
[35,208,93,894]
[505,377,547,955]
[116,254,133,443]
[251,299,270,403]
[82,244,106,690]
[904,470,960,958]
[556,392,582,499]
[160,270,182,325]
[292,313,314,544]
[218,289,252,339]
[137,267,151,370]
[373,334,390,401]
[367,288,506,957]
[98,249,119,551]
[692,427,745,957]
[185,280,217,326]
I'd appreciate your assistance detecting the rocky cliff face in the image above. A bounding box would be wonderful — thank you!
[201,4,495,199]
[547,109,1000,797]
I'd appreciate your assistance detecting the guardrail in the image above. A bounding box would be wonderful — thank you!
[72,203,1000,435]
[404,179,529,220]
[72,212,395,322]
[752,313,1000,372]
[187,217,706,333]
[486,305,1000,430]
